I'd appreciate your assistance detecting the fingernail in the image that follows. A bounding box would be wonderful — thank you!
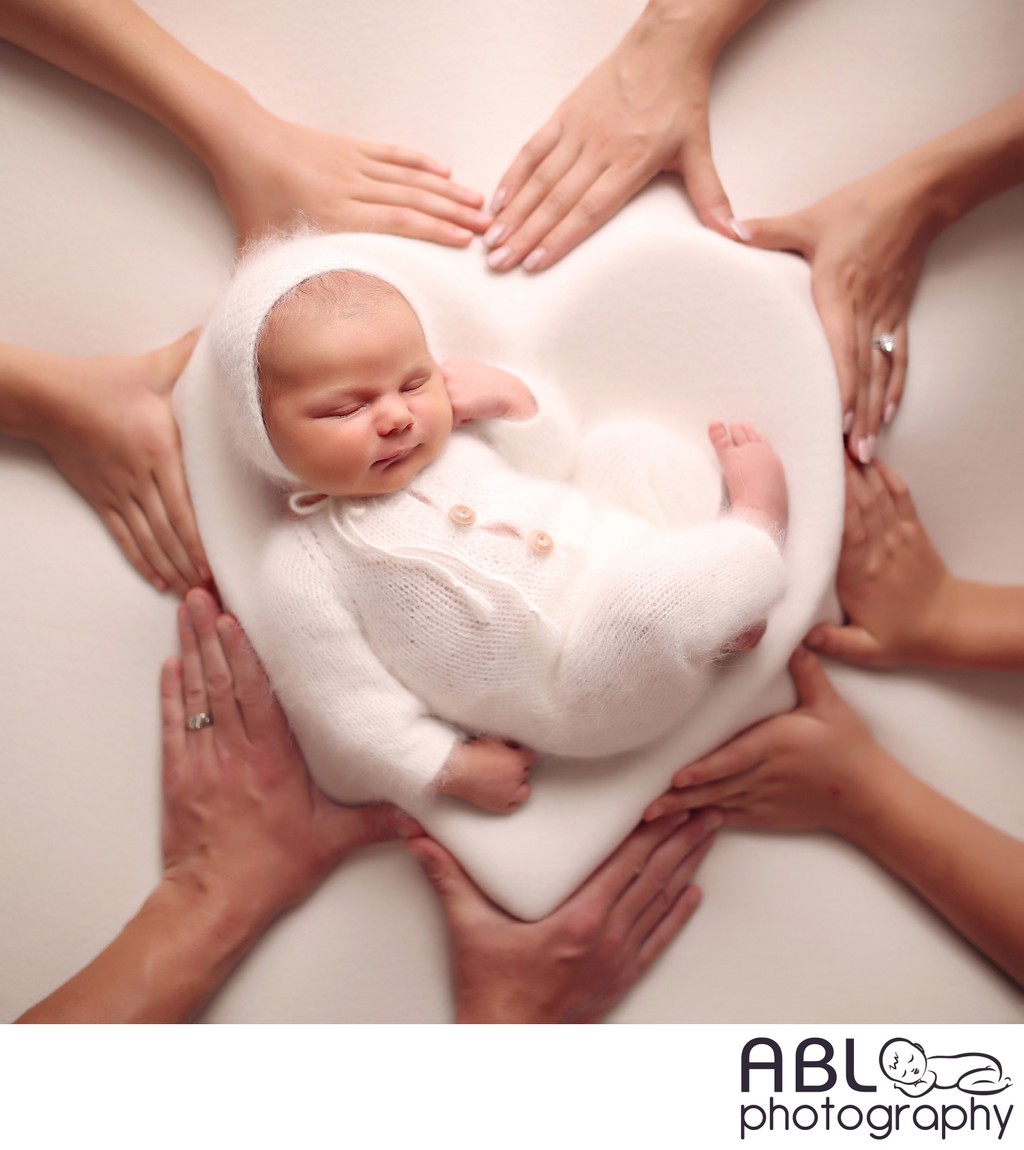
[727,217,751,243]
[646,801,665,821]
[450,226,474,243]
[489,187,507,214]
[857,435,876,465]
[486,245,512,270]
[199,565,212,583]
[804,629,823,649]
[483,222,506,248]
[522,246,546,272]
[883,403,896,425]
[842,410,854,435]
[152,576,168,592]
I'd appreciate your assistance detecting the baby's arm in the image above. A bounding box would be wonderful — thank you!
[257,521,530,812]
[441,358,580,480]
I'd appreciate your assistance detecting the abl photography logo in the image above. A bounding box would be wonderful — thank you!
[738,1036,1014,1142]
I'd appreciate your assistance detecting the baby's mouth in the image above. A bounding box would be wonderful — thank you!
[375,445,416,469]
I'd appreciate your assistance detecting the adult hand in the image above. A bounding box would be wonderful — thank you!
[34,331,209,595]
[804,459,953,668]
[742,169,931,462]
[163,588,418,926]
[644,647,882,836]
[210,116,492,250]
[482,4,745,273]
[409,808,720,1022]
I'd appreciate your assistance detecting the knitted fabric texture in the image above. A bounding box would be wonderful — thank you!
[211,234,787,807]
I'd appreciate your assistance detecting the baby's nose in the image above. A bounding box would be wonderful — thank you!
[377,394,413,432]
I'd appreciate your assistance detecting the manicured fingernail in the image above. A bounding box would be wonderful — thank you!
[727,217,751,242]
[489,186,507,214]
[842,410,854,435]
[883,403,896,425]
[486,245,512,270]
[857,435,876,465]
[483,222,506,248]
[522,246,546,272]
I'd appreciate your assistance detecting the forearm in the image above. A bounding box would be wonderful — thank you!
[0,341,77,443]
[0,0,265,171]
[883,90,1024,241]
[643,0,773,59]
[16,880,266,1023]
[922,579,1024,671]
[840,759,1024,986]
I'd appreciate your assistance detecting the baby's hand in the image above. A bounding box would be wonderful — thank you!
[441,358,537,427]
[436,738,535,813]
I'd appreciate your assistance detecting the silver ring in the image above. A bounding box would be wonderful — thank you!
[186,712,213,731]
[871,332,896,356]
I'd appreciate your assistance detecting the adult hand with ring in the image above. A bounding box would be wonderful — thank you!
[738,91,1024,463]
[18,588,418,1022]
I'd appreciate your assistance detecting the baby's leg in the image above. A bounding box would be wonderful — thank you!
[576,419,722,528]
[709,421,789,537]
[551,516,786,754]
[435,738,535,813]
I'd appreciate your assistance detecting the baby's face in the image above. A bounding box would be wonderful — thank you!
[260,292,453,497]
[881,1040,925,1083]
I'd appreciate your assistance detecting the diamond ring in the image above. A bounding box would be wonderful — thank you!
[186,712,213,731]
[871,332,896,356]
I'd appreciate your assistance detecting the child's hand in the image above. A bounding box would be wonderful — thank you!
[644,647,888,836]
[440,358,538,428]
[805,458,954,667]
[436,738,535,813]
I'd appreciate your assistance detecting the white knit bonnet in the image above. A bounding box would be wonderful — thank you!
[210,232,432,488]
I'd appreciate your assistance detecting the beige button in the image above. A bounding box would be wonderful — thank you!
[448,504,476,526]
[527,530,554,555]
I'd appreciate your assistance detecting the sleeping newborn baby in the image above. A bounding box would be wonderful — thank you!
[216,243,788,813]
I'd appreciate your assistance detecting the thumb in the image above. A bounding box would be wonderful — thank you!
[406,836,493,930]
[787,644,840,708]
[677,140,742,242]
[742,212,813,256]
[804,623,883,667]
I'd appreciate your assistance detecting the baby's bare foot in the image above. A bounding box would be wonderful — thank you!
[435,738,534,813]
[709,421,788,537]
